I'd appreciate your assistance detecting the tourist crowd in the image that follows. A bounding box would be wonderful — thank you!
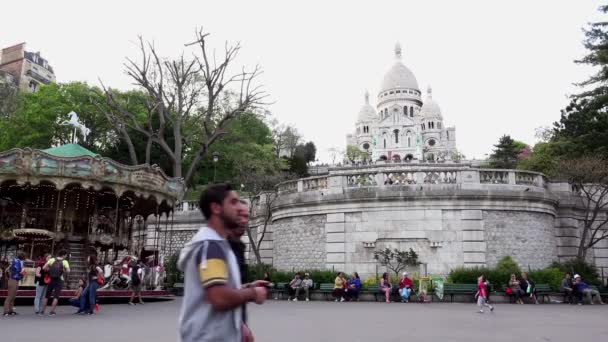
[2,249,148,317]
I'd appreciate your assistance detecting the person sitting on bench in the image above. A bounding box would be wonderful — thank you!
[286,273,302,301]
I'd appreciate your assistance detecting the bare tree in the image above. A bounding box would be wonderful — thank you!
[559,157,608,259]
[270,121,301,159]
[0,72,18,117]
[327,147,343,165]
[99,30,267,185]
[239,168,292,264]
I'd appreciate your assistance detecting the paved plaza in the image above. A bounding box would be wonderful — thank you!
[2,298,608,342]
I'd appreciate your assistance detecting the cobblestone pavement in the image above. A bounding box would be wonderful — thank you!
[2,299,608,342]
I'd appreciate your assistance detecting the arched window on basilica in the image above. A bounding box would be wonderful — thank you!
[393,129,399,144]
[437,122,442,129]
[407,135,411,147]
[410,107,414,117]
[383,139,386,149]
[403,106,408,115]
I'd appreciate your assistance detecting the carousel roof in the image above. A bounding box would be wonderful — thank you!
[43,144,98,158]
[0,144,185,209]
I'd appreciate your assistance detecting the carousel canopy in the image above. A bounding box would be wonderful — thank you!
[0,144,185,208]
[43,144,98,158]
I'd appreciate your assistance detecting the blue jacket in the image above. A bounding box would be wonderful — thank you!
[348,278,361,289]
[10,257,23,281]
[574,281,590,292]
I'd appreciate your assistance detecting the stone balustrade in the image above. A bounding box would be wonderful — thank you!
[278,167,546,193]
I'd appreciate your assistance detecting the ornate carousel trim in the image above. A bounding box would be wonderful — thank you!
[0,145,185,205]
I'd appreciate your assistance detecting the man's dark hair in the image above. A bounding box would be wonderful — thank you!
[199,184,234,220]
[57,250,68,257]
[17,251,26,260]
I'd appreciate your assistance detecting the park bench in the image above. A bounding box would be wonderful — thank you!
[362,284,381,301]
[172,283,184,297]
[319,283,335,300]
[534,284,552,303]
[443,283,477,302]
[503,283,552,303]
[272,282,288,300]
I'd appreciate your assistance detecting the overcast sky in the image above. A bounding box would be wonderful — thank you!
[0,0,603,162]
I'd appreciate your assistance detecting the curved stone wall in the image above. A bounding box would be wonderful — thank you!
[272,215,327,270]
[484,211,557,269]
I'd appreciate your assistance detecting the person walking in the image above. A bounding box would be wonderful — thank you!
[476,275,494,313]
[3,251,26,316]
[128,260,144,306]
[34,254,51,315]
[40,250,70,316]
[178,184,267,342]
[78,255,103,315]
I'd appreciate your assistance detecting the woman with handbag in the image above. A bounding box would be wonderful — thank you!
[78,255,103,315]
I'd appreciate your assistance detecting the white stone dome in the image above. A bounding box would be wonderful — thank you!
[357,91,377,123]
[379,43,420,93]
[420,86,442,119]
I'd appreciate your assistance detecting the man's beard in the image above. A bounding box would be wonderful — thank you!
[220,211,240,230]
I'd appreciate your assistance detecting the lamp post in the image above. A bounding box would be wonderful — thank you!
[212,152,220,183]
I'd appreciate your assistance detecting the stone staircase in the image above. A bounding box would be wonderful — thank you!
[67,242,87,289]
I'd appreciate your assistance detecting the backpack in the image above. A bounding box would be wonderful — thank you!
[131,265,141,286]
[49,259,64,280]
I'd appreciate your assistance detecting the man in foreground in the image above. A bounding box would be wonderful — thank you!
[178,184,267,342]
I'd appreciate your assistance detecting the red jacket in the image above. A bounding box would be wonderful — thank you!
[399,277,413,289]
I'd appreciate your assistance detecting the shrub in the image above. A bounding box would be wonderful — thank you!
[164,254,183,288]
[550,258,601,286]
[361,277,378,290]
[528,267,563,291]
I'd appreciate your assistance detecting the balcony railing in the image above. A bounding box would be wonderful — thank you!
[277,167,547,194]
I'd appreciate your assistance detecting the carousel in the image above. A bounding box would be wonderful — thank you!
[0,114,185,296]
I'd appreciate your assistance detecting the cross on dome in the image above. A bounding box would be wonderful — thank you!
[395,42,402,59]
[427,85,433,96]
[364,90,370,104]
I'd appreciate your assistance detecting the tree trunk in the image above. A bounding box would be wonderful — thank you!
[145,137,152,165]
[245,226,262,264]
[577,225,589,259]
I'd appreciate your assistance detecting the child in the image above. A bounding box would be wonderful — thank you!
[71,278,86,312]
[476,275,494,313]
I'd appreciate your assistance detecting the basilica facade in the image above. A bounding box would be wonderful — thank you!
[346,43,457,162]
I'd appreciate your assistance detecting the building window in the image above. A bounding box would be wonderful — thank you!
[428,139,436,146]
[422,123,425,130]
[447,131,450,140]
[408,136,411,147]
[438,122,442,129]
[383,139,386,149]
[384,108,388,115]
[410,107,414,117]
[403,106,407,115]
[396,90,401,93]
[393,129,399,144]
[363,143,370,150]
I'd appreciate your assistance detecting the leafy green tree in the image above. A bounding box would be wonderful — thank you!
[345,145,364,163]
[552,5,608,158]
[373,248,420,278]
[489,135,525,169]
[0,82,111,151]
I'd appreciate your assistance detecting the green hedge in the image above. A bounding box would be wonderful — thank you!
[448,256,600,291]
[247,264,350,285]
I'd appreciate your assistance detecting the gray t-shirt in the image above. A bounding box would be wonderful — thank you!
[178,227,242,342]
